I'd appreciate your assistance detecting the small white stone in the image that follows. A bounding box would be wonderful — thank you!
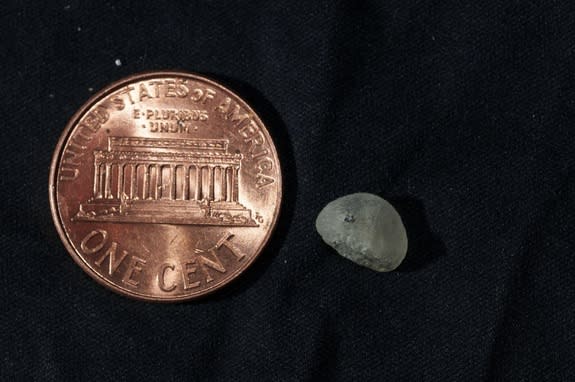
[114,59,122,67]
[316,193,408,272]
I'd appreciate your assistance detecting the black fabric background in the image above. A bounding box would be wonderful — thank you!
[2,1,575,380]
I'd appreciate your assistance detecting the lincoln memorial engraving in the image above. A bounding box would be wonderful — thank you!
[75,136,258,226]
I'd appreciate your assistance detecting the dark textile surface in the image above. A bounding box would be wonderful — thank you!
[2,1,575,380]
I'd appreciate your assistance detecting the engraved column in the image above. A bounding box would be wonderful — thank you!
[143,164,150,200]
[170,164,177,200]
[93,160,101,198]
[155,164,161,199]
[195,165,202,200]
[232,166,239,202]
[220,166,227,202]
[98,164,105,199]
[226,167,233,202]
[117,163,125,199]
[183,165,190,200]
[104,163,112,199]
[208,166,215,201]
[129,164,137,199]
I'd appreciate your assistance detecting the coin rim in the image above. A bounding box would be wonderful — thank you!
[49,71,283,302]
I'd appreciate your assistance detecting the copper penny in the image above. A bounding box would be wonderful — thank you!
[49,72,282,301]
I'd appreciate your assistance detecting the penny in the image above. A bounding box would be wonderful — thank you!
[49,72,282,301]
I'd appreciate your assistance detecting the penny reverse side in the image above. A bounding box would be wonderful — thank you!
[49,72,282,301]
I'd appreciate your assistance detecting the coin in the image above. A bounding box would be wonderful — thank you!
[49,72,282,301]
